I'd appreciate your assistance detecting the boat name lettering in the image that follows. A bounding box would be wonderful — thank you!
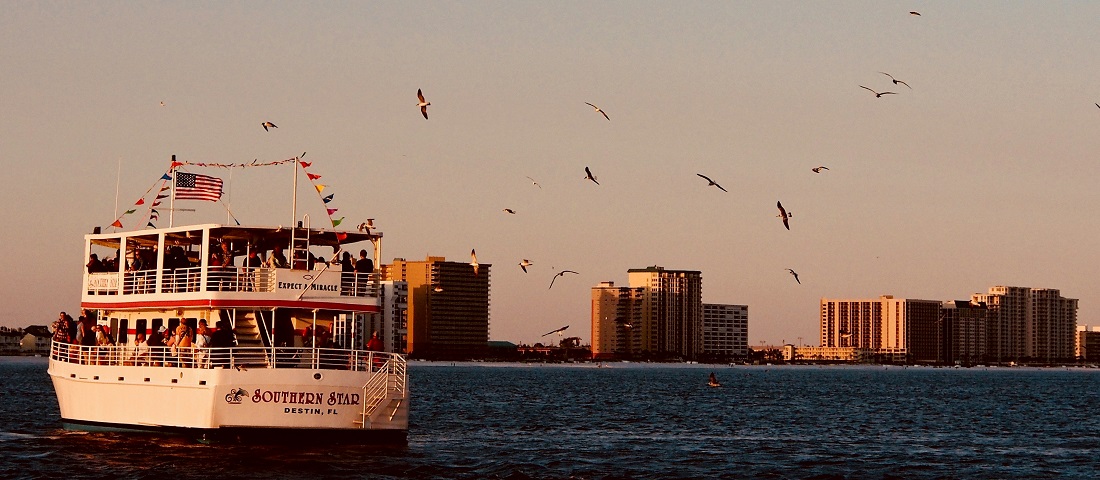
[284,407,323,415]
[252,389,326,405]
[276,282,339,292]
[328,392,360,406]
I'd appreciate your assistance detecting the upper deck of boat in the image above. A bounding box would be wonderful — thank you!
[82,224,385,311]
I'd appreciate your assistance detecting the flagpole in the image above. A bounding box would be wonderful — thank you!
[169,154,176,228]
[227,168,233,224]
[113,156,121,221]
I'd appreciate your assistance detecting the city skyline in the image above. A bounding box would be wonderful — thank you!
[2,3,1099,345]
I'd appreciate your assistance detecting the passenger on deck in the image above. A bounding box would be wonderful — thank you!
[354,250,374,295]
[132,333,149,366]
[146,326,165,366]
[173,322,194,367]
[267,245,289,269]
[52,312,72,344]
[210,320,236,368]
[194,319,212,367]
[86,254,105,273]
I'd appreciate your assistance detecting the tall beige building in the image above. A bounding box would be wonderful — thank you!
[628,266,703,359]
[939,300,988,365]
[382,256,490,360]
[972,286,1078,362]
[590,281,644,359]
[820,295,939,362]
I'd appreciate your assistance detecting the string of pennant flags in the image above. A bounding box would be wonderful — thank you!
[106,155,344,238]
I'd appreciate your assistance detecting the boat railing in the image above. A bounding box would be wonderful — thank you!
[49,341,405,374]
[87,268,375,296]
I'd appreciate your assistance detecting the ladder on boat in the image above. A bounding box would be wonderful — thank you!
[354,356,407,428]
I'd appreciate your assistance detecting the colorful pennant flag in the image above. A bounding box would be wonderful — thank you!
[332,217,344,227]
[327,208,338,216]
[307,173,322,181]
[322,194,333,204]
[315,184,326,193]
[111,220,123,228]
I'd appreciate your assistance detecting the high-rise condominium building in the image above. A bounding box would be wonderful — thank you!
[972,286,1078,362]
[820,295,940,362]
[591,281,644,359]
[628,266,703,359]
[382,256,490,360]
[939,300,988,365]
[701,303,748,358]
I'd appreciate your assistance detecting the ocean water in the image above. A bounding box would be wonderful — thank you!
[2,356,1099,479]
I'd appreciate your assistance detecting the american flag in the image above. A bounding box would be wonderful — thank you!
[175,172,223,201]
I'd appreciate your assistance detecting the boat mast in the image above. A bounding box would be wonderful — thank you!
[290,157,298,257]
[169,154,176,228]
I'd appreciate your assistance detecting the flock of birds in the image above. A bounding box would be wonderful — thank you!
[225,9,957,341]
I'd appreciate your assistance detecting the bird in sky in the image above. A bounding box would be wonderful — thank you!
[159,101,165,107]
[549,270,579,289]
[696,174,728,192]
[812,166,830,173]
[859,86,896,98]
[839,329,853,339]
[879,72,912,89]
[776,201,792,230]
[503,208,516,215]
[433,285,443,293]
[787,268,801,285]
[585,102,610,121]
[526,176,542,189]
[584,166,600,185]
[1095,103,1099,110]
[470,249,479,276]
[909,11,921,16]
[519,259,533,273]
[542,325,569,337]
[417,88,431,119]
[356,219,374,233]
[261,121,278,131]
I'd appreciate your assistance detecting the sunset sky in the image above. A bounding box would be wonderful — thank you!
[2,2,1098,345]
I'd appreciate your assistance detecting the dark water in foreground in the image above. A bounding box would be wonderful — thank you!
[3,357,1099,479]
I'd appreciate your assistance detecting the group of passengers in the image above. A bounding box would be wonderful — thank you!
[51,313,238,368]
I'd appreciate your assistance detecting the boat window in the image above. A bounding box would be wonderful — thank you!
[117,319,129,345]
[167,318,180,333]
[150,318,163,336]
[135,319,148,338]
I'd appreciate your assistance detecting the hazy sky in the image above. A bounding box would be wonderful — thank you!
[3,2,1098,346]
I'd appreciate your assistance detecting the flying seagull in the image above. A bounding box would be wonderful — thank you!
[696,174,728,192]
[261,121,278,131]
[417,88,431,119]
[470,249,479,276]
[549,270,579,289]
[542,325,569,337]
[1095,103,1099,110]
[356,219,375,233]
[433,285,443,293]
[776,201,792,230]
[159,101,165,107]
[503,208,516,215]
[585,102,610,121]
[584,166,600,185]
[519,259,533,273]
[787,268,801,285]
[526,176,542,189]
[859,85,896,98]
[879,72,912,89]
[812,166,830,173]
[909,11,921,16]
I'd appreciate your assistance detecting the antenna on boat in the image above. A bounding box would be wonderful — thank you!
[169,154,176,228]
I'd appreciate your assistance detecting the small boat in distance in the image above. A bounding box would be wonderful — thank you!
[707,372,721,387]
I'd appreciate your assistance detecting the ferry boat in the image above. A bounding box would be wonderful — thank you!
[48,204,408,443]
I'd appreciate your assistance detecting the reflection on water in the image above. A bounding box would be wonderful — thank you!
[2,357,1099,479]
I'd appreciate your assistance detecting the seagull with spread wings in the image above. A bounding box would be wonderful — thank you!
[696,174,728,192]
[503,208,516,215]
[549,270,579,289]
[417,89,431,119]
[859,85,896,98]
[812,166,830,173]
[470,249,479,276]
[584,166,600,185]
[261,121,278,131]
[519,259,533,273]
[526,176,542,189]
[879,72,911,89]
[542,325,569,337]
[585,102,610,121]
[787,268,801,285]
[776,201,792,230]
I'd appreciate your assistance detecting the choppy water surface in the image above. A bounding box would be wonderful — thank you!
[2,357,1099,479]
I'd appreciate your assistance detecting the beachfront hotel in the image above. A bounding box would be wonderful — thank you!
[972,286,1078,363]
[381,256,490,359]
[627,266,703,359]
[590,281,644,359]
[701,303,749,358]
[820,296,943,363]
